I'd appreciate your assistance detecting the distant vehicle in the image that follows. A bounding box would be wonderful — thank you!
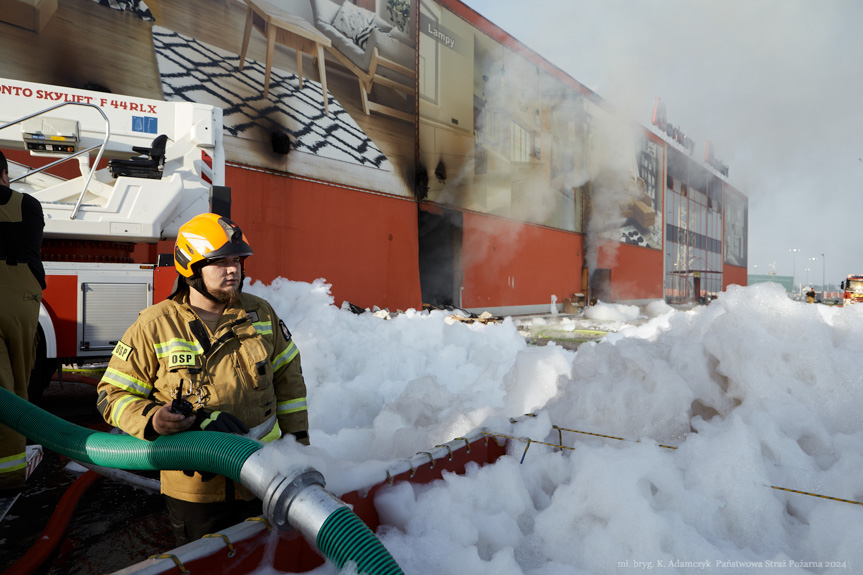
[840,275,863,306]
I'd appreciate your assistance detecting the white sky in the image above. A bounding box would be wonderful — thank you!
[459,0,863,288]
[235,279,863,574]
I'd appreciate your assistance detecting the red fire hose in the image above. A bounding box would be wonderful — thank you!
[3,470,101,575]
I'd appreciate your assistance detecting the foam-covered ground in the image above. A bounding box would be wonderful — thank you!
[247,279,863,574]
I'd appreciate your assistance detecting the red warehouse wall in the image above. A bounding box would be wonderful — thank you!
[597,241,664,301]
[227,167,422,311]
[461,212,584,309]
[723,264,748,290]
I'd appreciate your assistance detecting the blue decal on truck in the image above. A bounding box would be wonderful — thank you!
[132,116,158,134]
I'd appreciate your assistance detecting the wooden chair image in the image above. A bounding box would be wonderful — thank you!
[310,0,416,123]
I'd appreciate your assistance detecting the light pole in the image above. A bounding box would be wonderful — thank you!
[805,267,811,286]
[821,253,826,301]
[789,248,800,294]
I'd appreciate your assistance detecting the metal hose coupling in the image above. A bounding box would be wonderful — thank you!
[239,450,404,574]
[238,451,337,533]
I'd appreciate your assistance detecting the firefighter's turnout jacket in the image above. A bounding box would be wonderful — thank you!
[0,185,44,491]
[96,289,308,503]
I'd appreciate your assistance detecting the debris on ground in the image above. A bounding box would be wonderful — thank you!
[443,310,503,325]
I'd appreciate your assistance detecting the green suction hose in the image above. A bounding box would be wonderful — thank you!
[0,387,404,575]
[318,506,403,574]
[0,385,260,480]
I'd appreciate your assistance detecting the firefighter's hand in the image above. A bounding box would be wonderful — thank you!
[195,410,249,435]
[152,403,196,435]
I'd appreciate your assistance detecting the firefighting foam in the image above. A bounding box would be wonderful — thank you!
[244,278,863,574]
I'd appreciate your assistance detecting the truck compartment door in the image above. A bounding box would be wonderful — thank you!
[81,283,149,352]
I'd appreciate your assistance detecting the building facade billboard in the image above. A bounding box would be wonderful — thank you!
[723,185,748,268]
[1,0,419,198]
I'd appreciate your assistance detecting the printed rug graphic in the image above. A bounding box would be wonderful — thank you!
[600,225,661,249]
[620,225,647,247]
[153,27,391,171]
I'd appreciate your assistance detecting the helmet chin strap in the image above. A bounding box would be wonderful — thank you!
[189,276,222,303]
[186,265,246,303]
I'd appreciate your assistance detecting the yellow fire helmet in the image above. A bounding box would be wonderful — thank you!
[174,213,254,278]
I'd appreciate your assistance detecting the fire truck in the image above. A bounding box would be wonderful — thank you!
[0,78,227,402]
[840,274,863,306]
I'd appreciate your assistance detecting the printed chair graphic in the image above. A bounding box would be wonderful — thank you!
[310,0,416,123]
[108,134,169,180]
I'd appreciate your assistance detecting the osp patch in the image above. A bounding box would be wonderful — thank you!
[168,351,198,370]
[112,341,133,361]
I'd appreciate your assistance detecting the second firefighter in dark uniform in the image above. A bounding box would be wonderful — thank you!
[0,149,45,494]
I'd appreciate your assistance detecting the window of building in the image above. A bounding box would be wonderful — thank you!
[511,120,532,162]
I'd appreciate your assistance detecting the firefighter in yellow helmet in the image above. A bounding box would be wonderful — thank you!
[0,149,45,496]
[96,213,309,545]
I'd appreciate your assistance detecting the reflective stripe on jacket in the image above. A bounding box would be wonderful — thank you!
[96,290,308,503]
[0,451,26,475]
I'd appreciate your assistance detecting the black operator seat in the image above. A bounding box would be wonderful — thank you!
[108,134,169,180]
